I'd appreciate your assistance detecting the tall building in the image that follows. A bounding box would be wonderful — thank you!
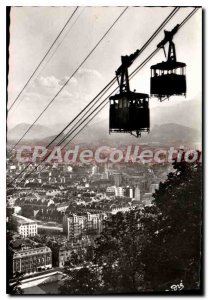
[63,214,85,240]
[12,214,37,238]
[113,173,122,187]
[103,163,109,179]
[91,165,98,175]
[106,186,124,197]
[115,187,124,198]
[106,186,116,195]
[101,172,109,180]
[150,183,159,194]
[50,238,94,267]
[124,187,133,199]
[129,188,133,199]
[63,212,107,241]
[134,185,140,201]
[85,212,106,235]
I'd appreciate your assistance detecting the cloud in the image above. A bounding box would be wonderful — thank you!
[39,75,60,88]
[22,70,102,103]
[8,70,105,128]
[27,75,77,98]
[58,76,78,86]
[78,68,103,79]
[29,76,60,97]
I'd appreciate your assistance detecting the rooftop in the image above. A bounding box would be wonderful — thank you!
[12,214,37,225]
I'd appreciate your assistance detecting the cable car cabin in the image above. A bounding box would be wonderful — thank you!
[150,24,187,101]
[109,49,150,137]
[109,91,149,137]
[150,61,186,99]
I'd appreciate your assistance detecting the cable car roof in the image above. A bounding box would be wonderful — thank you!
[151,60,186,70]
[110,91,149,100]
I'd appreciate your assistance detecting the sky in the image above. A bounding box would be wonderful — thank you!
[7,6,202,138]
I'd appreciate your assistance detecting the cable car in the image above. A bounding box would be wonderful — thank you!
[150,24,186,101]
[109,50,150,138]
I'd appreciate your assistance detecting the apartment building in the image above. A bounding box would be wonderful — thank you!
[12,214,37,237]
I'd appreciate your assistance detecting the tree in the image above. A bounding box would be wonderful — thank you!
[21,204,34,218]
[47,241,60,267]
[7,272,23,295]
[139,155,202,291]
[59,265,101,295]
[93,210,143,293]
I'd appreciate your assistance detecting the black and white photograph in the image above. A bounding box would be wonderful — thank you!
[6,3,203,295]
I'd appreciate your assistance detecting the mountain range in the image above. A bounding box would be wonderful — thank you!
[7,98,201,146]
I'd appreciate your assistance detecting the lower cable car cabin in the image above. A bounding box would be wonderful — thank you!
[150,61,186,100]
[109,91,149,138]
[109,50,150,137]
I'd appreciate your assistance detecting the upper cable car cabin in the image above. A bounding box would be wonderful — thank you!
[150,61,186,99]
[109,50,150,138]
[150,24,187,101]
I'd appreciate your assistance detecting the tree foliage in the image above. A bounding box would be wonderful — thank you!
[139,157,202,291]
[59,265,100,295]
[8,272,23,295]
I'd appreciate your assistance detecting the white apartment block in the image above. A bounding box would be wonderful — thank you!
[115,187,124,197]
[106,186,124,197]
[12,214,38,238]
